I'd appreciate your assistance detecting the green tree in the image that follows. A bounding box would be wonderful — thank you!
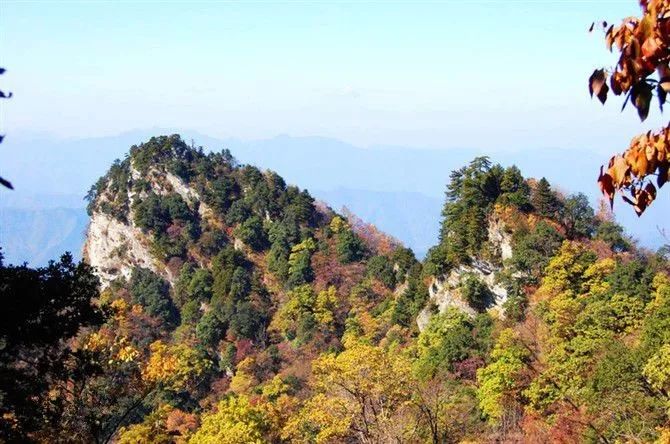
[532,177,560,218]
[206,176,239,214]
[391,263,428,327]
[476,329,530,423]
[366,255,396,289]
[0,253,104,440]
[499,166,532,211]
[415,308,474,379]
[595,221,631,252]
[431,157,506,272]
[129,267,179,326]
[561,193,596,239]
[287,238,316,288]
[460,273,492,311]
[509,221,565,284]
[336,228,365,264]
[234,216,268,251]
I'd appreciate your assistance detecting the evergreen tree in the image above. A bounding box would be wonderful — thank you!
[561,193,596,239]
[433,157,504,271]
[129,267,179,326]
[499,166,532,211]
[336,229,365,264]
[234,216,268,251]
[532,177,560,217]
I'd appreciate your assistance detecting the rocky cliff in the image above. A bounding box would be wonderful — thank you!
[417,214,514,330]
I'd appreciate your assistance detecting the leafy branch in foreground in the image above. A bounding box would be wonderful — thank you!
[590,1,670,215]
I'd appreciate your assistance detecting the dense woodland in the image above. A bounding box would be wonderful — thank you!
[1,135,670,443]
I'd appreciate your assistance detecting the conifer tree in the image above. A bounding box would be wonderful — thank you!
[532,177,560,217]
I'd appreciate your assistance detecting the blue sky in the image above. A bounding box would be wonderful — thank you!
[0,1,662,151]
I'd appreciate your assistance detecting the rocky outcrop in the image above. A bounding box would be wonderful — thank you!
[488,216,513,261]
[417,259,508,330]
[417,217,513,331]
[83,166,196,288]
[83,212,160,288]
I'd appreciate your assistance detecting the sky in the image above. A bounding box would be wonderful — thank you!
[0,0,663,152]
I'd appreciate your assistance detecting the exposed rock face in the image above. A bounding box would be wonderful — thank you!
[83,212,159,288]
[488,216,513,261]
[83,166,198,288]
[417,217,512,331]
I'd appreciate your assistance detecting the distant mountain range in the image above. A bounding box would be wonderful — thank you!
[1,129,667,265]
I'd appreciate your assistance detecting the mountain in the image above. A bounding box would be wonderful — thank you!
[2,130,667,265]
[0,207,88,265]
[5,135,670,443]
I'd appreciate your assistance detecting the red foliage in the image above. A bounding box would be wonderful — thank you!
[311,240,365,298]
[234,338,255,362]
[167,222,184,239]
[546,405,587,444]
[452,356,485,381]
[342,207,400,255]
[201,376,231,409]
[123,308,167,349]
[166,256,184,278]
[166,408,199,436]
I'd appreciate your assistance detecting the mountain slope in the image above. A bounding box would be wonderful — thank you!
[8,135,670,443]
[73,134,429,441]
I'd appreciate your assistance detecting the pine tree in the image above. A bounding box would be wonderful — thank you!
[533,177,559,217]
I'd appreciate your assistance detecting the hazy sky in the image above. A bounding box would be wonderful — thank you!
[0,1,664,151]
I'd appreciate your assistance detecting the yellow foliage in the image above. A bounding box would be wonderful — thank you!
[189,396,267,444]
[283,342,413,442]
[83,330,139,365]
[329,215,348,234]
[110,297,129,318]
[643,344,670,392]
[116,343,140,363]
[142,340,211,391]
[83,331,109,353]
[314,286,337,326]
[282,393,352,443]
[540,241,595,296]
[271,285,338,341]
[582,258,616,295]
[261,375,291,401]
[650,273,670,309]
[657,427,670,444]
[229,357,259,395]
[118,405,174,444]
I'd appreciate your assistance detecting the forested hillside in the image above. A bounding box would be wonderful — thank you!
[2,135,670,443]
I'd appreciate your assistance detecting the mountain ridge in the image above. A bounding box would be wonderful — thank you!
[2,130,667,266]
[7,134,670,443]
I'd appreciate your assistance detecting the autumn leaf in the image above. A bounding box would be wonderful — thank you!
[632,81,653,120]
[607,155,631,187]
[658,160,669,188]
[642,36,661,59]
[598,165,615,208]
[632,183,657,215]
[645,181,657,199]
[589,69,609,104]
[624,144,650,177]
